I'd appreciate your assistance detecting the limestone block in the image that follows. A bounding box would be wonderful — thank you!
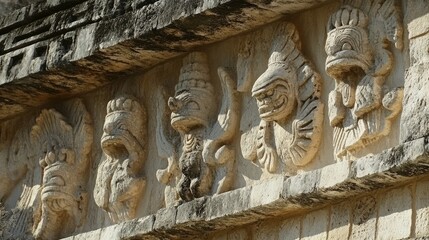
[350,196,377,240]
[278,217,301,240]
[415,180,429,237]
[301,208,329,240]
[119,215,155,239]
[249,175,284,208]
[153,206,177,231]
[377,186,412,239]
[400,62,429,142]
[228,228,249,240]
[253,221,279,240]
[328,202,350,240]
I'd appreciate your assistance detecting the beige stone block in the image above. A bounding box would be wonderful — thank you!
[350,196,377,240]
[228,228,249,240]
[377,187,412,240]
[250,175,284,207]
[253,221,279,240]
[301,208,329,240]
[415,180,429,237]
[329,202,350,240]
[278,217,300,240]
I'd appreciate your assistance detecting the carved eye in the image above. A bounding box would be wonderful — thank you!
[266,89,274,97]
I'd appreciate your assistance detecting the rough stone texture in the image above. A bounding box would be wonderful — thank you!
[328,202,350,240]
[350,196,377,240]
[401,0,429,143]
[415,180,429,237]
[301,208,329,240]
[0,0,428,239]
[0,0,330,121]
[377,186,413,239]
[278,217,301,240]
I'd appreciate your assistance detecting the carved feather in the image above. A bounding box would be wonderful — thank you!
[344,0,403,49]
[202,67,240,166]
[256,120,279,173]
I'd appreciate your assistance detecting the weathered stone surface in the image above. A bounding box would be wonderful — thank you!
[377,186,413,239]
[278,217,301,240]
[51,136,429,239]
[301,208,329,240]
[350,196,377,240]
[0,0,330,121]
[415,180,429,237]
[328,202,350,240]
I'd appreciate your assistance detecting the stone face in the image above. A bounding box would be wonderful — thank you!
[94,95,147,223]
[0,0,427,239]
[156,52,239,204]
[248,21,324,174]
[325,0,404,161]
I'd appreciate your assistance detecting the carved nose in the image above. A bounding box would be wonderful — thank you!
[168,97,182,112]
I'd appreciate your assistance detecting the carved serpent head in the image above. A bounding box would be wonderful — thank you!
[252,61,297,122]
[325,6,372,81]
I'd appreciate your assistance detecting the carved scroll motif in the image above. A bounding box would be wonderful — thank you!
[325,0,404,160]
[30,99,92,240]
[94,96,147,223]
[247,22,324,174]
[156,52,239,205]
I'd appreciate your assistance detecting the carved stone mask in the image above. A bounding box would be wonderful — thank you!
[325,6,372,80]
[169,52,215,132]
[252,63,296,122]
[101,97,144,159]
[168,87,215,132]
[39,140,78,209]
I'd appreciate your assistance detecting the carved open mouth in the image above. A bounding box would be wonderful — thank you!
[258,95,287,119]
[326,51,369,79]
[101,136,129,159]
[170,112,206,131]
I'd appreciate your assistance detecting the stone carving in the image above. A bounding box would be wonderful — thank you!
[30,99,92,240]
[156,52,239,205]
[94,96,147,223]
[0,123,38,240]
[247,22,324,174]
[325,0,404,159]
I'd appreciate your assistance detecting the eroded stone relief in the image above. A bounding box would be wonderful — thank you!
[30,99,93,240]
[94,96,147,223]
[156,52,239,205]
[325,0,404,160]
[243,22,324,174]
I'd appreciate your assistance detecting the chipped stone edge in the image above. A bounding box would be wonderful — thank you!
[62,136,429,239]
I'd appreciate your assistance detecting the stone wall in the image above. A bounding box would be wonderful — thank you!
[0,0,428,239]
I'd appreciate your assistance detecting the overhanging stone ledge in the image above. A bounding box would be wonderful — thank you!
[0,0,332,121]
[63,136,429,240]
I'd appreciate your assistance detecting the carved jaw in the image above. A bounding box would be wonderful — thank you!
[252,64,296,123]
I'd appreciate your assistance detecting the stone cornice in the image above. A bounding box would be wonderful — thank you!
[63,136,429,239]
[0,0,331,120]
